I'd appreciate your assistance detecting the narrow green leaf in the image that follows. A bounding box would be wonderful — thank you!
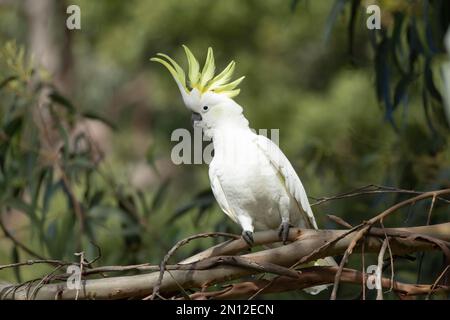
[11,245,22,283]
[49,91,76,113]
[151,179,170,212]
[82,111,117,130]
[0,76,18,90]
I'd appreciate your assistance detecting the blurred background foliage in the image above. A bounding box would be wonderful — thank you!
[0,0,449,299]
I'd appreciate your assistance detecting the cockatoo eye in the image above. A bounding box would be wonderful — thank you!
[202,105,209,112]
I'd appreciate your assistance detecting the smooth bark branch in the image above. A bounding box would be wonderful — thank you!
[186,266,450,299]
[0,222,448,300]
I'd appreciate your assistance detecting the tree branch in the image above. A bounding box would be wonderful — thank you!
[0,222,448,300]
[186,266,450,300]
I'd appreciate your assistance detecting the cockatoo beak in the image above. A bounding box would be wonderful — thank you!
[191,112,202,126]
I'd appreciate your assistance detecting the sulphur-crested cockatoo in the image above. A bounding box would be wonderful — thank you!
[151,47,336,293]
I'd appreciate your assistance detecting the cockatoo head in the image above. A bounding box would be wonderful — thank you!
[151,46,247,137]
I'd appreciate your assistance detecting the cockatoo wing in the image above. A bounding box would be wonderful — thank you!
[255,135,337,295]
[209,168,238,223]
[255,134,318,230]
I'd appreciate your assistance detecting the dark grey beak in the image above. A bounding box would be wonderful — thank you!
[191,112,202,126]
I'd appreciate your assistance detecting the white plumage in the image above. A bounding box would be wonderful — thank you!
[209,126,317,234]
[208,122,336,295]
[152,46,336,294]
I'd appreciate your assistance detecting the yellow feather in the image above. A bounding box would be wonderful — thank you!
[151,55,188,92]
[225,89,240,98]
[182,45,200,87]
[151,46,244,98]
[199,47,215,88]
[214,76,245,93]
[156,53,186,88]
[207,61,235,91]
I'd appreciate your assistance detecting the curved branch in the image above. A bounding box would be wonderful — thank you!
[186,266,450,300]
[0,222,449,300]
[330,189,450,299]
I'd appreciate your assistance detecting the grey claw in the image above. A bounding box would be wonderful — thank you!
[278,222,292,244]
[242,230,254,247]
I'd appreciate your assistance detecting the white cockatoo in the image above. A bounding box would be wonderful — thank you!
[151,47,336,293]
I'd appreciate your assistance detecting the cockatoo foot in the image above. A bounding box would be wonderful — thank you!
[242,230,254,247]
[278,222,292,244]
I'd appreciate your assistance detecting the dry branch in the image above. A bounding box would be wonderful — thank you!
[330,189,450,299]
[186,266,450,300]
[0,222,449,300]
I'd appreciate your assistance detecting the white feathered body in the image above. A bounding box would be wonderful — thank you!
[208,125,317,232]
[208,125,335,294]
[151,45,335,294]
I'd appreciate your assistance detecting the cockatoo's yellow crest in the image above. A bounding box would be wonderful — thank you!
[151,45,244,98]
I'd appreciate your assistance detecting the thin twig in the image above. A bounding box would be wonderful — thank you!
[148,232,240,300]
[311,184,450,206]
[0,213,46,260]
[426,194,437,225]
[29,265,63,300]
[163,270,190,300]
[248,277,277,300]
[426,265,450,300]
[376,238,389,300]
[327,214,353,229]
[330,227,368,299]
[330,188,450,300]
[380,220,394,293]
[362,238,366,300]
[0,259,72,270]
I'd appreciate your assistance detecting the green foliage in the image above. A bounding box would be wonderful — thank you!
[335,0,450,135]
[0,42,175,272]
